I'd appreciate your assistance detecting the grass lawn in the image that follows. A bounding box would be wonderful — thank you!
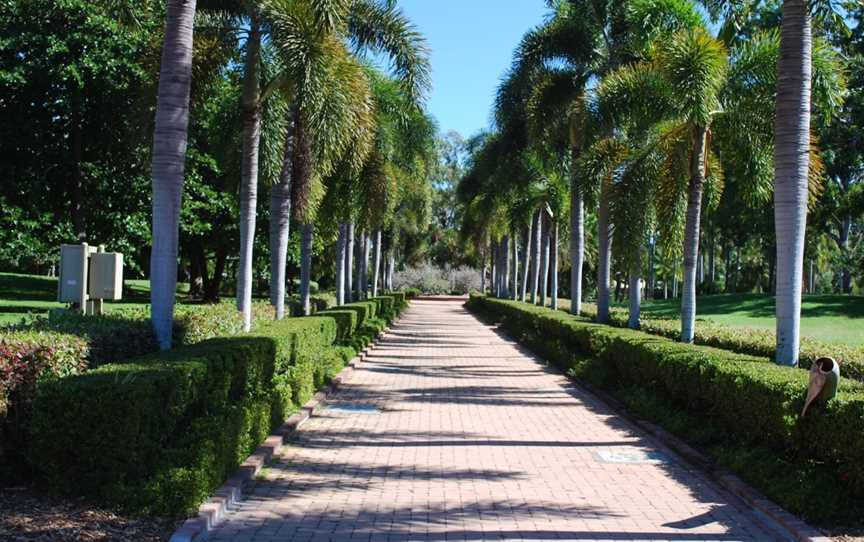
[558,293,864,346]
[0,272,189,327]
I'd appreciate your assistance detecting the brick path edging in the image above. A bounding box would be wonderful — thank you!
[485,319,830,542]
[167,317,400,542]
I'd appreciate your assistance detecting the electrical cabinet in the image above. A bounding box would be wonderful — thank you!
[58,244,91,303]
[88,252,123,300]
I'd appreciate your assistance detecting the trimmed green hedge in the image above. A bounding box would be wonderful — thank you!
[369,296,395,320]
[576,301,864,383]
[30,312,357,517]
[317,309,357,340]
[466,295,864,510]
[385,291,407,312]
[27,294,411,518]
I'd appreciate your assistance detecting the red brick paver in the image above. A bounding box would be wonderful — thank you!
[208,299,794,542]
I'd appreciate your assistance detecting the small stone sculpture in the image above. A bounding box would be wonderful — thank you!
[801,357,840,416]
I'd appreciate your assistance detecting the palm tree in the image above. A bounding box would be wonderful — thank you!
[596,27,728,341]
[264,0,430,316]
[150,0,198,349]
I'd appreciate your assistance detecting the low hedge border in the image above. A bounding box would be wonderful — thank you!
[27,294,409,518]
[467,295,864,525]
[574,301,864,382]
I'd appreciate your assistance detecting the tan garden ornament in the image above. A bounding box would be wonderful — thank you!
[801,357,840,416]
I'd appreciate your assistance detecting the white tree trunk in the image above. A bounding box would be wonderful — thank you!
[520,225,531,302]
[681,125,708,343]
[344,222,354,303]
[501,235,511,299]
[372,229,382,297]
[540,215,550,307]
[387,240,395,291]
[596,186,612,323]
[336,223,347,305]
[511,233,519,300]
[360,231,370,299]
[551,221,559,310]
[628,253,642,329]
[774,0,812,365]
[531,210,542,304]
[299,223,313,315]
[150,0,197,350]
[236,20,261,332]
[570,188,584,315]
[269,109,295,320]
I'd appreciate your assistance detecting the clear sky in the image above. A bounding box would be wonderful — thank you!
[398,0,549,139]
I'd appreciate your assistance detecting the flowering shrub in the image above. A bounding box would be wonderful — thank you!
[0,331,89,472]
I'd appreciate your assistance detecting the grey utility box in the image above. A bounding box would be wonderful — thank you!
[58,244,93,304]
[89,252,123,300]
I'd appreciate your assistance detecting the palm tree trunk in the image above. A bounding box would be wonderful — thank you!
[269,109,296,320]
[387,234,396,291]
[336,222,347,305]
[531,210,542,304]
[501,238,507,297]
[511,233,519,300]
[808,258,815,293]
[372,229,382,297]
[774,0,812,365]
[299,223,313,315]
[596,184,613,323]
[236,19,261,332]
[360,231,370,299]
[570,187,584,315]
[628,252,642,329]
[491,240,498,297]
[520,225,531,302]
[345,222,354,303]
[647,235,656,299]
[540,215,550,307]
[551,221,559,310]
[150,0,197,350]
[681,125,708,343]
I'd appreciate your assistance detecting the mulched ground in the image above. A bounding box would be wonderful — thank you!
[0,486,176,541]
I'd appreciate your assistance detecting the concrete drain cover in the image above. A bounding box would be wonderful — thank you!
[593,448,670,465]
[326,402,381,414]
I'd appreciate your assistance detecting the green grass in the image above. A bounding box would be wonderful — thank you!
[558,293,864,346]
[0,272,189,327]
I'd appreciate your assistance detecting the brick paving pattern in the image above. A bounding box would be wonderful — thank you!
[209,299,794,542]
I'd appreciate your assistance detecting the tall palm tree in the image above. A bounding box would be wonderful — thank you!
[264,0,430,316]
[150,0,198,349]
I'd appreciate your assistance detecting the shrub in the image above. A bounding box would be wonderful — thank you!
[578,302,864,383]
[369,296,395,321]
[28,315,344,517]
[0,331,89,477]
[393,264,481,295]
[318,309,358,340]
[338,300,377,328]
[393,264,450,294]
[466,295,864,518]
[387,291,407,310]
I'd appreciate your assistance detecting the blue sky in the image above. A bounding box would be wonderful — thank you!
[399,0,549,139]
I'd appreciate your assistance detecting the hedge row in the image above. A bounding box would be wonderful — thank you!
[576,301,864,382]
[27,293,407,518]
[466,295,864,502]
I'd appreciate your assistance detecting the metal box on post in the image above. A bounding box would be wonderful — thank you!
[58,244,91,305]
[88,252,123,300]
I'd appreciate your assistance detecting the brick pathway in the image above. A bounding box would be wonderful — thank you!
[209,299,794,542]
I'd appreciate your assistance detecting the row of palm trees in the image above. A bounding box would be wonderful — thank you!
[460,0,844,367]
[147,0,433,349]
